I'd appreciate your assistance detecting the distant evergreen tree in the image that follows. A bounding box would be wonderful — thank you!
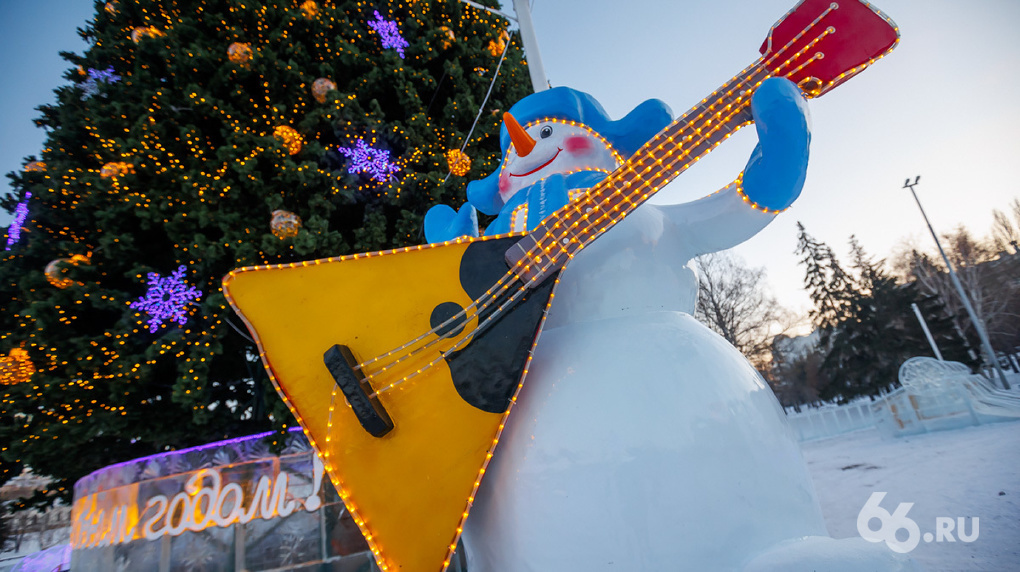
[795,222,856,331]
[795,225,972,403]
[0,0,530,504]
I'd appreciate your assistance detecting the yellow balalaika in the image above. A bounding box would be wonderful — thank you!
[224,2,898,569]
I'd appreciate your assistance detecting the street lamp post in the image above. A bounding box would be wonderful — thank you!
[903,176,1010,389]
[910,302,944,361]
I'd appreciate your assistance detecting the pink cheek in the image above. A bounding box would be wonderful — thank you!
[565,135,594,155]
[498,173,511,193]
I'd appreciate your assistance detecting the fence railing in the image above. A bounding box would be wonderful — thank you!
[784,357,1020,442]
[785,402,877,442]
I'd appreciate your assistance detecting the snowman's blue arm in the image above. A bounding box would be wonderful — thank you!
[657,77,810,256]
[740,77,811,211]
[424,202,479,243]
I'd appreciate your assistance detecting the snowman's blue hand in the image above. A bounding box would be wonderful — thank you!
[525,174,572,231]
[741,77,811,211]
[424,202,479,243]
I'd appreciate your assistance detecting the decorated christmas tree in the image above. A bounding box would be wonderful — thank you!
[0,0,530,503]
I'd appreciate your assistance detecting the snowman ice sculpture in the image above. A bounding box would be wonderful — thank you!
[426,81,919,571]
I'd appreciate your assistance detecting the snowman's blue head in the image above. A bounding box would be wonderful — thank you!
[466,86,673,215]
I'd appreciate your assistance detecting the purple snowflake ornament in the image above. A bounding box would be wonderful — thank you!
[80,66,121,100]
[130,265,203,333]
[5,192,31,250]
[336,139,401,182]
[367,10,408,59]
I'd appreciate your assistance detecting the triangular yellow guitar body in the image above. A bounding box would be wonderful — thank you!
[223,235,548,572]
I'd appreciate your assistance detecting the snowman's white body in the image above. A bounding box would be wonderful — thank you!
[460,120,920,570]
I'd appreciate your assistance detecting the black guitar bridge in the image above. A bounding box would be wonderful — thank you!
[323,345,394,438]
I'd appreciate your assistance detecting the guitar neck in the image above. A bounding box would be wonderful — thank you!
[505,61,769,281]
[504,0,899,284]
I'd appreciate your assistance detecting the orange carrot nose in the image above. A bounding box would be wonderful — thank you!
[503,112,536,157]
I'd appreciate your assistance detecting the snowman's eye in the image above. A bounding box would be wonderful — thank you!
[540,125,553,139]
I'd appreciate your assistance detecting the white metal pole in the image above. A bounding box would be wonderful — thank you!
[904,176,1010,389]
[911,302,944,361]
[511,0,549,92]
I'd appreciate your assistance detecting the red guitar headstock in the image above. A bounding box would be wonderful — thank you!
[759,0,899,98]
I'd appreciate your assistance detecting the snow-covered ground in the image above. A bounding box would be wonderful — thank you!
[801,421,1020,572]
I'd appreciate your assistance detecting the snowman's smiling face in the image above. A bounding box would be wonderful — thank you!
[498,119,621,203]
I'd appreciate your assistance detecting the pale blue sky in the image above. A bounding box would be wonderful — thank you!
[523,0,1020,317]
[3,0,1019,317]
[0,0,94,217]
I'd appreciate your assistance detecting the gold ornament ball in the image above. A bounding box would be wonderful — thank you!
[439,26,455,49]
[446,149,472,176]
[300,0,319,19]
[100,161,134,178]
[273,126,303,155]
[271,210,302,239]
[228,42,254,65]
[0,348,35,386]
[131,27,163,43]
[487,39,504,57]
[45,254,90,289]
[488,30,510,56]
[24,161,47,172]
[311,78,337,104]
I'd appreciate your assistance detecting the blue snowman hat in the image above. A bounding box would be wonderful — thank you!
[466,86,673,215]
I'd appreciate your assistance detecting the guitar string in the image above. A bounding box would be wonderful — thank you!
[334,11,836,405]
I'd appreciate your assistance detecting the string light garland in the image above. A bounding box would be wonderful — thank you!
[734,171,788,215]
[130,265,203,333]
[446,149,471,176]
[24,162,46,173]
[270,210,302,239]
[366,10,408,59]
[131,27,163,43]
[5,192,31,251]
[273,125,303,155]
[336,139,400,182]
[311,78,336,104]
[0,348,35,386]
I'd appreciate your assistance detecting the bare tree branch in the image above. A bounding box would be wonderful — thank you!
[693,252,791,370]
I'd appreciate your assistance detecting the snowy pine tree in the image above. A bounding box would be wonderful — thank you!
[0,0,530,502]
